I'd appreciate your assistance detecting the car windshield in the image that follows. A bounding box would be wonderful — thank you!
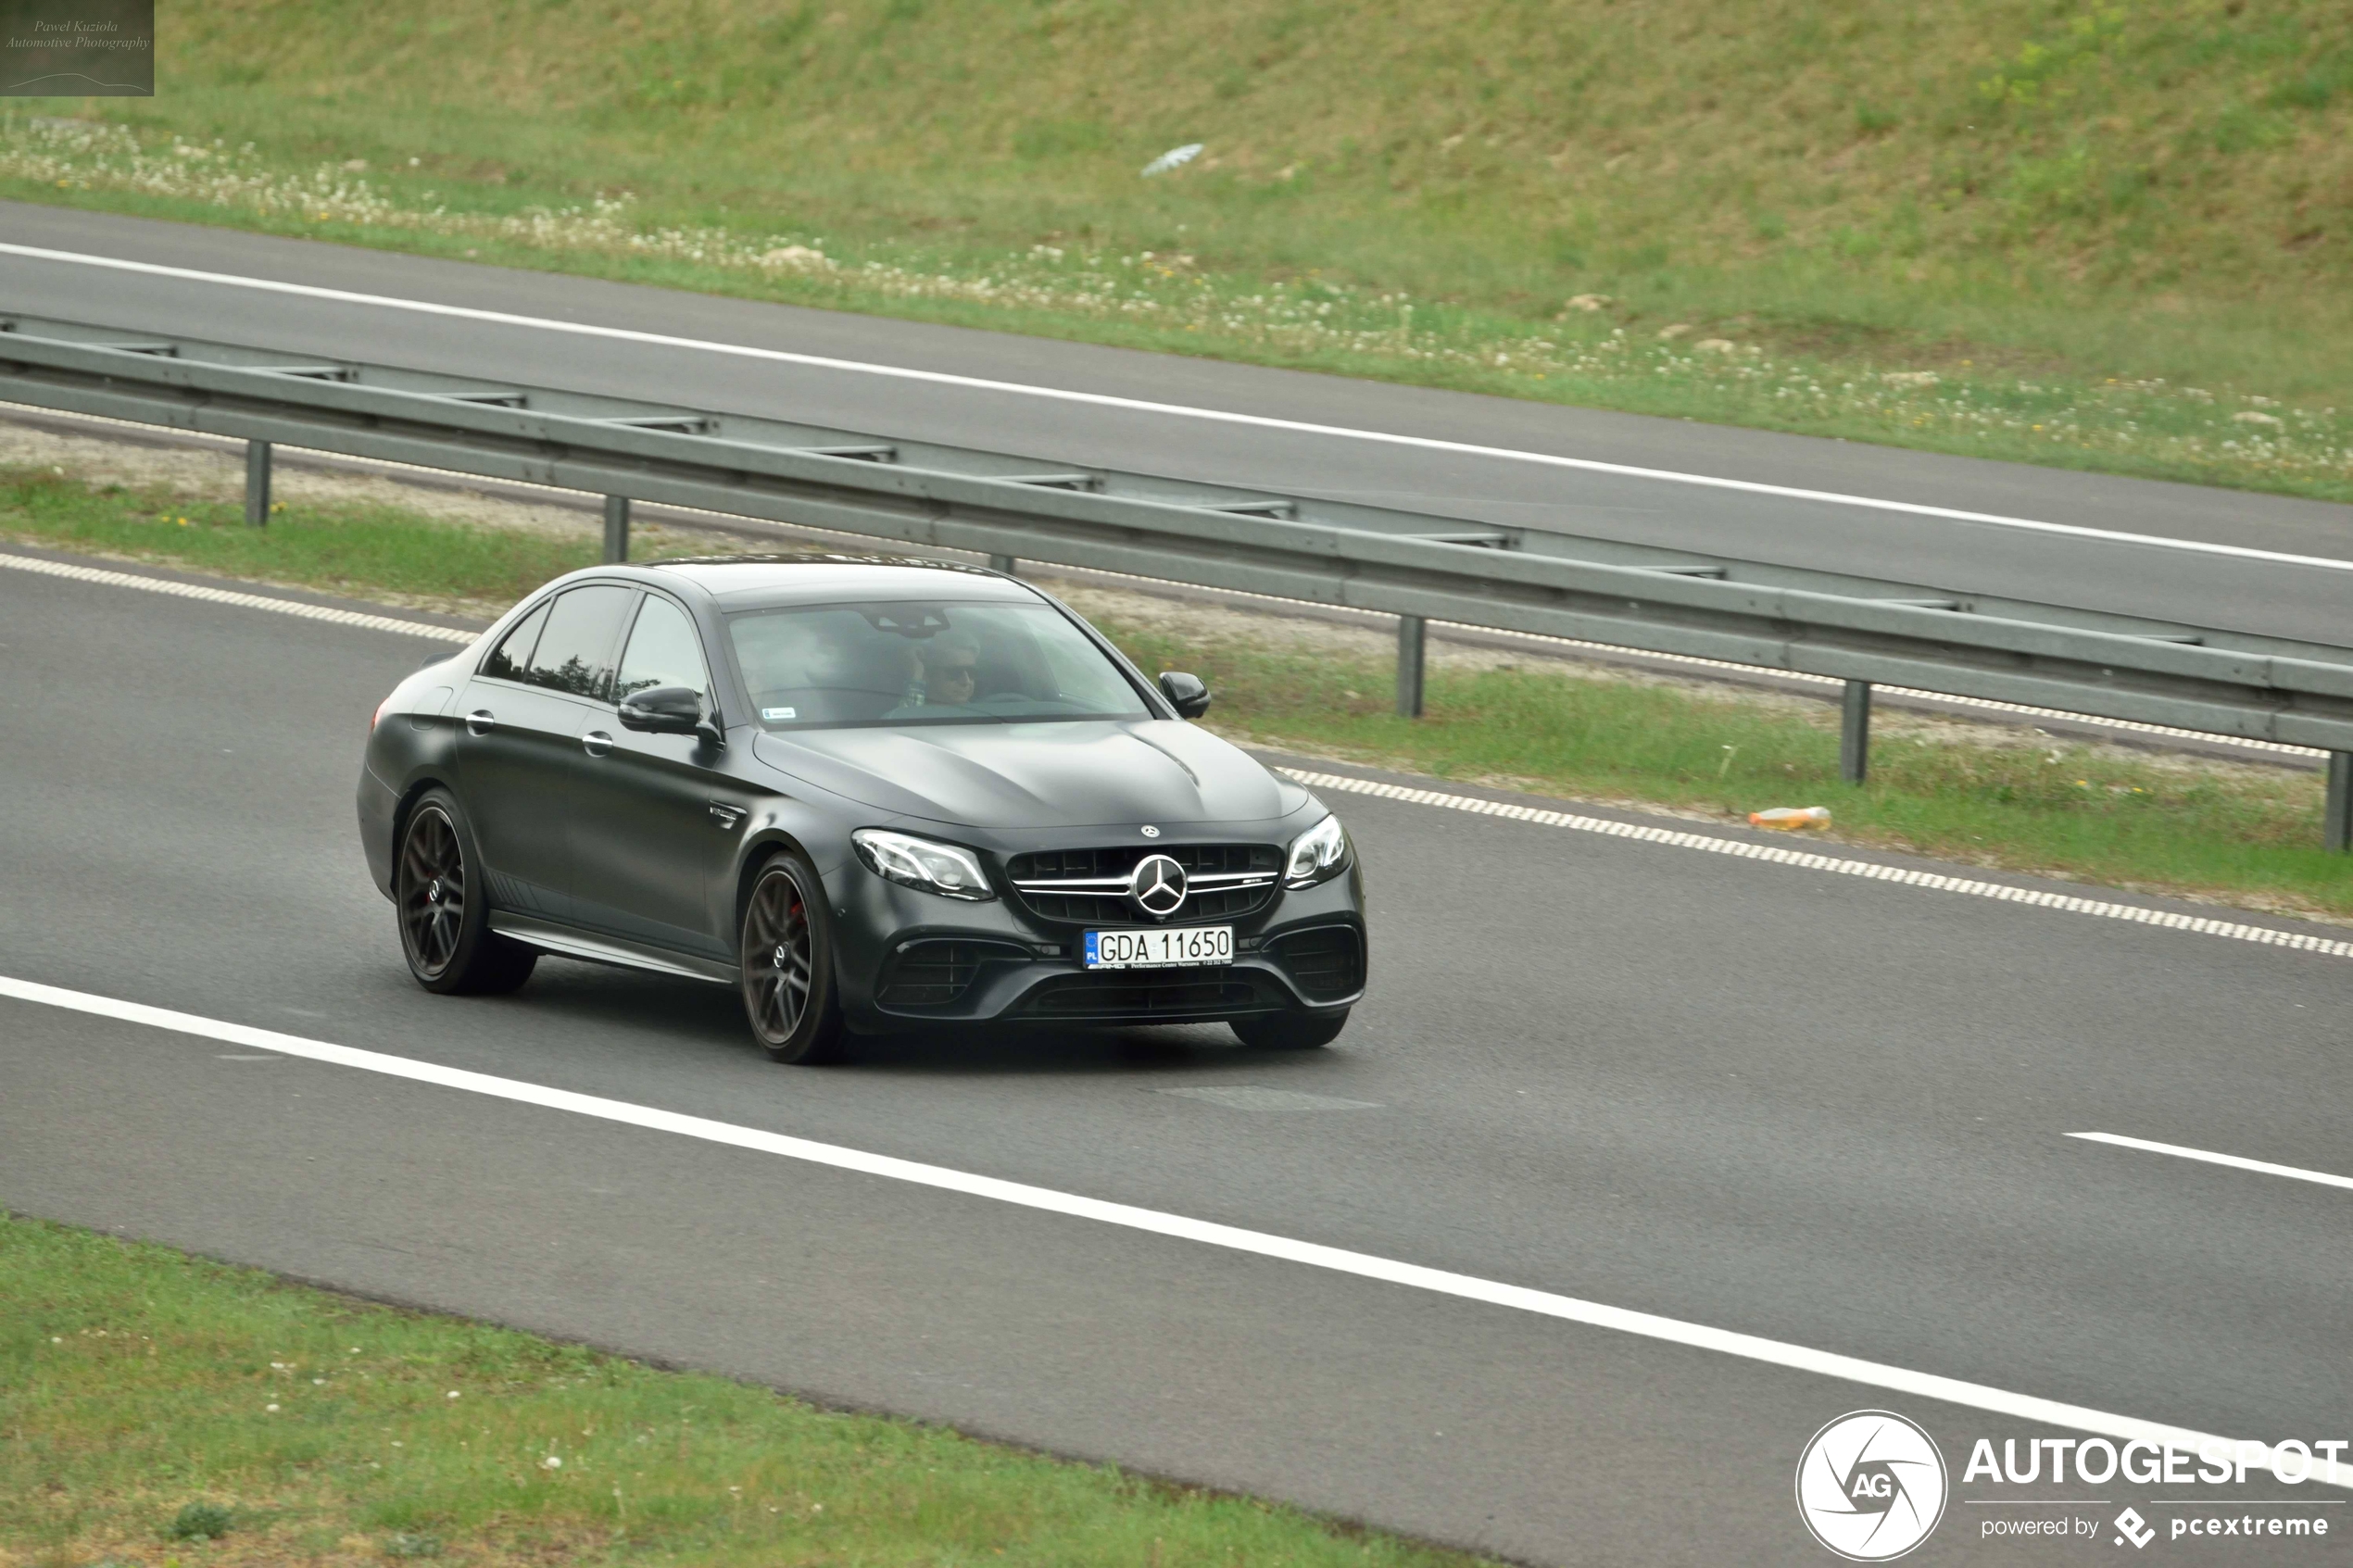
[726,599,1151,729]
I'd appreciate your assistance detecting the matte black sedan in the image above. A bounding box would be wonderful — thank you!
[359,558,1365,1062]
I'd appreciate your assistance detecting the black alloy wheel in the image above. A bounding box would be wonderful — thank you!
[741,850,843,1064]
[395,790,536,995]
[1230,1008,1350,1050]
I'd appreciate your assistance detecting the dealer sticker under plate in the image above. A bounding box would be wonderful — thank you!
[1085,925,1233,970]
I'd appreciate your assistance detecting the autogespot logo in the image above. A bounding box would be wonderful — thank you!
[1796,1411,1950,1561]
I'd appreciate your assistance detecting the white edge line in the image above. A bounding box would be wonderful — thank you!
[0,550,477,641]
[6,242,2349,574]
[2070,1133,2353,1193]
[1282,769,2353,961]
[2,972,2345,1485]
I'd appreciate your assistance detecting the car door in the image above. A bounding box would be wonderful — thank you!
[454,583,635,923]
[567,589,749,960]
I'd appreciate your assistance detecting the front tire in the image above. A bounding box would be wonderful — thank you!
[740,850,845,1064]
[1230,1008,1350,1050]
[395,789,536,996]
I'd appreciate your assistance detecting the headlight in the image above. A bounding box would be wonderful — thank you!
[851,828,996,901]
[1283,813,1349,886]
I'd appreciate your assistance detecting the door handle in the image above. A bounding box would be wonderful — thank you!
[583,730,614,758]
[465,709,495,736]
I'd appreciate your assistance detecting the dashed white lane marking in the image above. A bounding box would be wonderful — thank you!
[2,970,2335,1480]
[2070,1133,2353,1193]
[7,241,2349,573]
[0,550,476,642]
[1283,769,2353,960]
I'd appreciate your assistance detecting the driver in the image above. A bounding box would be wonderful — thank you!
[899,629,981,709]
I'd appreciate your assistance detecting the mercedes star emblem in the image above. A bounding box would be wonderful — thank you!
[1128,853,1188,917]
[1139,824,1161,837]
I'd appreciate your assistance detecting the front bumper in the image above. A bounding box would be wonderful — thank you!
[830,855,1366,1031]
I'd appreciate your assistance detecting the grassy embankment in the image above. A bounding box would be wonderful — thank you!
[6,1,2353,499]
[0,1214,1487,1568]
[6,464,2345,920]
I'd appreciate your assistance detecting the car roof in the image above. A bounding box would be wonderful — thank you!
[645,555,1040,610]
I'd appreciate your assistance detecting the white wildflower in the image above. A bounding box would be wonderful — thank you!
[1140,144,1203,177]
[758,245,831,270]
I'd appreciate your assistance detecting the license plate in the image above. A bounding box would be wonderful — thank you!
[1085,925,1233,970]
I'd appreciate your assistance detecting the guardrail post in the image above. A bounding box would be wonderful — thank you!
[2329,752,2353,853]
[1397,614,1427,718]
[602,495,630,563]
[243,439,271,527]
[1840,679,1872,784]
[988,554,1017,575]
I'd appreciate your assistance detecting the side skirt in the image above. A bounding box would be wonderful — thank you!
[491,913,738,986]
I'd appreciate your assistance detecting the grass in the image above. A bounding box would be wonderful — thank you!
[5,0,2353,500]
[0,1213,1490,1568]
[5,459,2344,919]
[0,467,601,614]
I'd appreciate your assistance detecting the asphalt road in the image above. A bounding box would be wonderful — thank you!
[3,203,2351,648]
[4,553,2349,1563]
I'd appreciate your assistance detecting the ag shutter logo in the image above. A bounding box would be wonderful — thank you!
[1796,1411,1950,1561]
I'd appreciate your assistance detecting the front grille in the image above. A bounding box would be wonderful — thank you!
[876,939,1027,1009]
[1018,971,1277,1019]
[1007,843,1281,925]
[1271,925,1364,1000]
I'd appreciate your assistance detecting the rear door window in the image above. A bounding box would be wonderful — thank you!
[524,585,635,703]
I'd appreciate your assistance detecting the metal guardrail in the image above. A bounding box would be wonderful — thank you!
[5,311,2351,849]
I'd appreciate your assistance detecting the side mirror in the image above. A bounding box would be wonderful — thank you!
[619,684,712,739]
[1158,671,1212,719]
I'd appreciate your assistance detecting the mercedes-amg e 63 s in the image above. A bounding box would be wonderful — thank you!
[359,558,1365,1061]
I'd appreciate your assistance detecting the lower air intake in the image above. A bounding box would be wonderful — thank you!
[1270,925,1363,1000]
[876,940,1026,1009]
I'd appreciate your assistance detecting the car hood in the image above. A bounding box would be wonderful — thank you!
[751,721,1292,829]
